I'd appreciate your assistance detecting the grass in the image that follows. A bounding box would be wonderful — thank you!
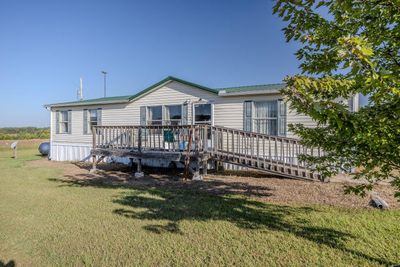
[0,143,399,266]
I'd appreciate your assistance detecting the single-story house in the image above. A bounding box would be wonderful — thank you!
[44,76,359,168]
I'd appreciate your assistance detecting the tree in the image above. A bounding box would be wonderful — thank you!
[273,0,400,198]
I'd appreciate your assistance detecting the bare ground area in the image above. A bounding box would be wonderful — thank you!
[29,158,399,209]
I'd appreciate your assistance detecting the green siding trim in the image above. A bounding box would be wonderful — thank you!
[217,83,286,93]
[45,95,132,108]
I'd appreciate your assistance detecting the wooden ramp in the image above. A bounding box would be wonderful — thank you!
[90,125,324,181]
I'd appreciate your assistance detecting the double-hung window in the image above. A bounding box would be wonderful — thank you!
[84,109,102,134]
[147,106,163,125]
[244,100,286,136]
[165,105,182,125]
[56,110,71,134]
[254,101,278,135]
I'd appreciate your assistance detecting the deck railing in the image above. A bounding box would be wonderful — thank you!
[92,125,323,179]
[92,125,209,153]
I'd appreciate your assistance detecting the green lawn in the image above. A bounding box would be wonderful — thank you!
[0,144,399,266]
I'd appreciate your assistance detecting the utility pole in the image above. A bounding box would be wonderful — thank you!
[101,71,107,97]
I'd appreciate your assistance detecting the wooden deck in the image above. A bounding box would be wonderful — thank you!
[90,125,324,180]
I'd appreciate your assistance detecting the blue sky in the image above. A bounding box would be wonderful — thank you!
[0,0,301,127]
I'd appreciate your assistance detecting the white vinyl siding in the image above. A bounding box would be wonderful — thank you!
[286,100,316,138]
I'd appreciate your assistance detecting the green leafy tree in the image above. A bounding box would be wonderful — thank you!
[273,0,400,197]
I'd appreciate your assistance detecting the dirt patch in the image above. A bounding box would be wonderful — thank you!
[205,175,399,209]
[29,159,399,209]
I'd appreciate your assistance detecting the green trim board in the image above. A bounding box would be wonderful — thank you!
[217,83,286,94]
[44,76,286,108]
[45,95,133,108]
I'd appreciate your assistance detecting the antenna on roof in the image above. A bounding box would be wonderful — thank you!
[77,78,83,101]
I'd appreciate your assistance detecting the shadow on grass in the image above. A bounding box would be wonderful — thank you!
[49,173,397,266]
[0,260,15,267]
[52,168,276,198]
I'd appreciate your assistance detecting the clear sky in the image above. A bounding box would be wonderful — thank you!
[0,0,301,127]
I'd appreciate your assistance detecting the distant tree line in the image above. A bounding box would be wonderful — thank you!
[0,127,50,140]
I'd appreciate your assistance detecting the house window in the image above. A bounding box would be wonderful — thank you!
[253,101,278,135]
[89,109,98,128]
[59,110,70,134]
[143,105,183,126]
[165,105,182,125]
[84,109,101,134]
[194,103,212,125]
[147,106,163,125]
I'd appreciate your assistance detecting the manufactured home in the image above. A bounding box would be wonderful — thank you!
[44,76,359,179]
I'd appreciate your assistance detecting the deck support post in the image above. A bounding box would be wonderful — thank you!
[90,155,97,173]
[214,160,224,172]
[202,160,208,176]
[129,158,135,173]
[192,160,203,181]
[135,158,144,178]
[214,160,219,172]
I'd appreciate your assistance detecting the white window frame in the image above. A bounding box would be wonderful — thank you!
[85,109,99,134]
[192,103,214,125]
[253,100,279,136]
[59,110,70,134]
[146,105,163,126]
[164,104,183,126]
[145,104,184,126]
